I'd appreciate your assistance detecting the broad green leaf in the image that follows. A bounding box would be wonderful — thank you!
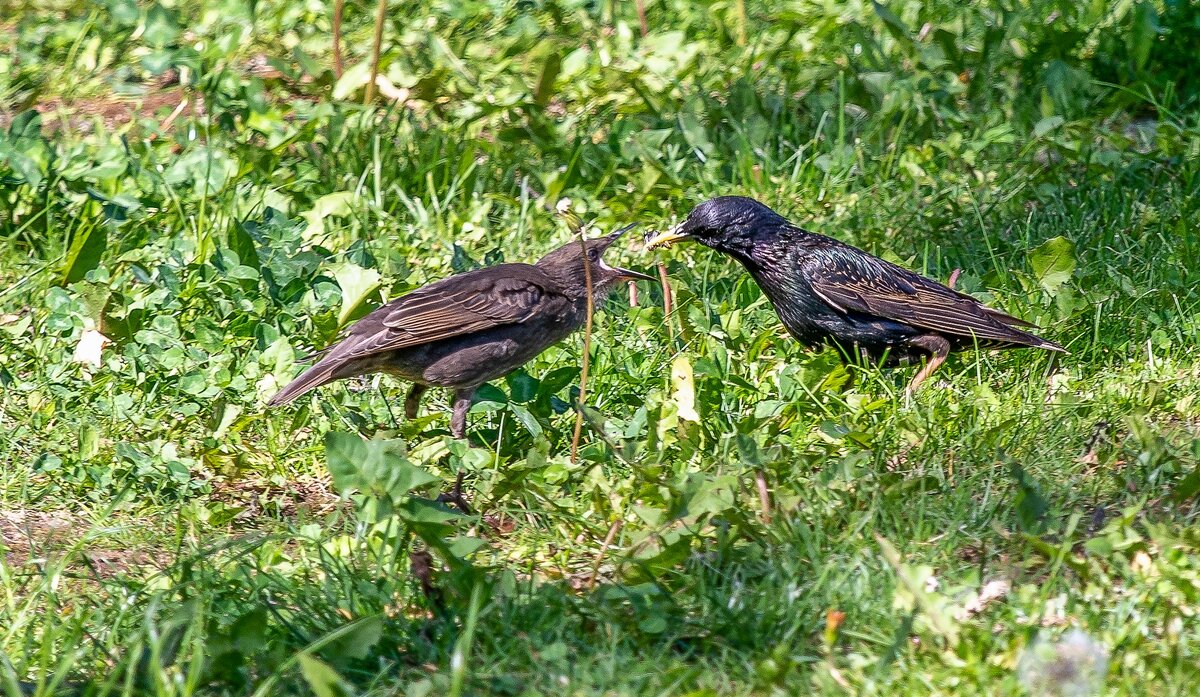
[143,4,180,47]
[450,243,480,272]
[332,61,372,101]
[327,616,383,660]
[505,370,539,402]
[1033,115,1065,138]
[1028,236,1075,297]
[1173,466,1200,502]
[324,432,439,501]
[0,110,48,187]
[332,262,381,327]
[399,497,465,524]
[7,110,42,141]
[1129,2,1161,70]
[231,609,268,653]
[61,223,108,284]
[302,191,356,241]
[670,354,699,422]
[446,535,487,558]
[297,654,350,697]
[872,1,911,42]
[212,402,242,438]
[106,0,138,25]
[508,403,542,438]
[229,224,261,270]
[673,473,737,519]
[538,366,578,396]
[534,52,561,107]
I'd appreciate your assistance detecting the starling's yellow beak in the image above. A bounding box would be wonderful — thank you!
[643,226,691,251]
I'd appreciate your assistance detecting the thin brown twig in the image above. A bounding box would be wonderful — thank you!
[947,268,961,290]
[635,0,648,37]
[588,519,623,590]
[628,280,638,307]
[332,0,345,79]
[656,262,675,342]
[570,231,595,464]
[148,97,189,141]
[755,470,772,524]
[365,0,387,104]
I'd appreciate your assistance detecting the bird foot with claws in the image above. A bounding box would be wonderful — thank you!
[435,470,473,515]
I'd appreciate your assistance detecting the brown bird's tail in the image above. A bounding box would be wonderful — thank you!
[993,324,1068,353]
[984,308,1068,353]
[1016,331,1068,353]
[267,360,338,406]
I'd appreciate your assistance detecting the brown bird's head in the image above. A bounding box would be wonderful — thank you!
[644,196,791,258]
[535,224,655,297]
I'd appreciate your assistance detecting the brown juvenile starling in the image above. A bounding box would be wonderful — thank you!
[645,196,1065,392]
[269,225,653,434]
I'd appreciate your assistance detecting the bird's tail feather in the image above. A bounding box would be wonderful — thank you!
[1033,335,1068,353]
[1005,326,1068,354]
[987,309,1038,329]
[298,344,335,363]
[267,361,337,406]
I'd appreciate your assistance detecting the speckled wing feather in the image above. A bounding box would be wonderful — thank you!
[339,266,554,356]
[806,251,1063,350]
[269,264,566,404]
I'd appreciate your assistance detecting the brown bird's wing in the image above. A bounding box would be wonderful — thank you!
[268,264,565,405]
[336,266,554,356]
[806,251,1064,351]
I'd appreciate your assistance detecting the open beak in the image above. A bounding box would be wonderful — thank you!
[601,223,656,282]
[602,222,639,246]
[612,266,656,282]
[643,225,691,251]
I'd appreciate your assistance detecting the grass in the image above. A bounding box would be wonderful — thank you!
[2,0,1200,694]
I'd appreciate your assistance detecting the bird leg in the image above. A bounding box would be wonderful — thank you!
[906,334,951,394]
[405,383,428,420]
[436,387,476,514]
[436,470,472,515]
[448,387,474,439]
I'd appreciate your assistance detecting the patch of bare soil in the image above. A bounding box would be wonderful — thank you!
[11,69,198,136]
[210,472,344,522]
[0,509,161,578]
[0,55,305,134]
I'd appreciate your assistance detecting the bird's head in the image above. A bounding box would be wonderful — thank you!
[644,196,791,257]
[536,223,655,297]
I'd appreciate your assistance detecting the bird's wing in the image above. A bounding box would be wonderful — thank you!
[268,265,566,405]
[807,252,1058,348]
[335,264,560,359]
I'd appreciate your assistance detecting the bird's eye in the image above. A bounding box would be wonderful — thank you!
[587,249,599,261]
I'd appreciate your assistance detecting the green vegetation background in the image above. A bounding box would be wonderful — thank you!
[1,0,1198,694]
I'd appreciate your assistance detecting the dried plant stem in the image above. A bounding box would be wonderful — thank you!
[570,233,595,464]
[635,0,648,37]
[947,268,961,290]
[150,97,188,140]
[332,0,345,78]
[755,470,772,523]
[365,0,387,104]
[656,261,675,342]
[588,519,623,590]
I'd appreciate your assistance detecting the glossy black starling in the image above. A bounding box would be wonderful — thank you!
[269,225,654,434]
[646,196,1065,391]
